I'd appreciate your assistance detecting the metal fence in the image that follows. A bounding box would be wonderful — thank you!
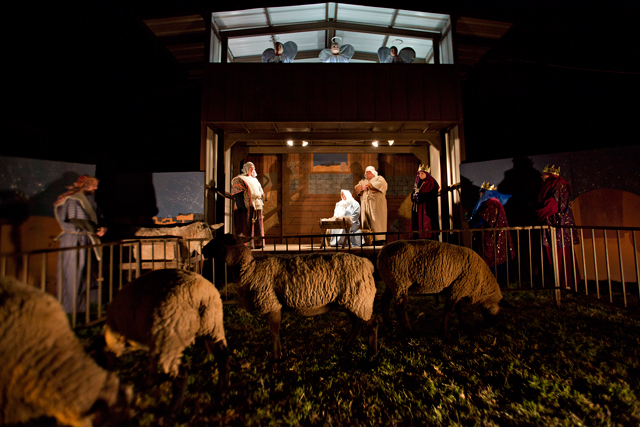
[1,225,638,328]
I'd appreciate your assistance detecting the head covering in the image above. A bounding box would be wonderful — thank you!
[55,175,99,203]
[241,162,255,176]
[341,189,355,204]
[365,166,378,177]
[334,189,354,217]
[471,190,512,216]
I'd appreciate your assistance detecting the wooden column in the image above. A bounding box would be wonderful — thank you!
[439,130,450,232]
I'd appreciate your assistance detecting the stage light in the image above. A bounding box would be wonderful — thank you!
[388,140,394,146]
[302,141,309,146]
[287,140,294,146]
[372,141,379,147]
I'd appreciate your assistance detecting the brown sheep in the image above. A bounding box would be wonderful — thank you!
[377,239,507,335]
[203,233,378,359]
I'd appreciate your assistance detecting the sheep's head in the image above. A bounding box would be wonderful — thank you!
[202,233,253,266]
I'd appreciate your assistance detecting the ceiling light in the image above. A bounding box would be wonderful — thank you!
[302,141,309,147]
[388,140,394,146]
[287,140,294,146]
[372,141,379,147]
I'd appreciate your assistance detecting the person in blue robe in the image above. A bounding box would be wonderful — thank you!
[329,189,363,247]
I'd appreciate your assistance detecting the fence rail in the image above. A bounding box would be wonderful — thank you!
[1,225,638,328]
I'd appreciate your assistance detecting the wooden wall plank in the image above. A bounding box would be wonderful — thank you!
[374,66,392,121]
[203,64,460,124]
[357,65,376,121]
[391,66,409,121]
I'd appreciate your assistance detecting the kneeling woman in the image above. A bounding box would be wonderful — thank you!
[329,189,363,247]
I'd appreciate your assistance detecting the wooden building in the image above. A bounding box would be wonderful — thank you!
[142,3,514,240]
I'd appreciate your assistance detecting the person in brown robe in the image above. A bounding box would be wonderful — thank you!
[355,166,388,244]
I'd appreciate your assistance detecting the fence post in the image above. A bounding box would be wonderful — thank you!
[135,242,142,279]
[550,227,561,308]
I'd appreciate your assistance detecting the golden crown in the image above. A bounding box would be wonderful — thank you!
[480,182,497,191]
[417,164,430,173]
[543,164,561,176]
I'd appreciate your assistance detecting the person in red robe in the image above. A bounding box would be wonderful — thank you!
[411,164,439,239]
[535,164,579,289]
[467,182,515,285]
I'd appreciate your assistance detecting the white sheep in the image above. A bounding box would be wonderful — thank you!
[0,276,129,427]
[202,233,378,359]
[103,268,229,410]
[377,239,507,335]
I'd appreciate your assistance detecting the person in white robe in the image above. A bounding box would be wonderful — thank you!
[230,162,265,249]
[355,166,388,242]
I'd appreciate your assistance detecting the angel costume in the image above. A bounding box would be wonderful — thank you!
[319,42,355,63]
[355,166,388,237]
[328,190,363,247]
[231,162,265,249]
[377,46,416,63]
[261,41,298,63]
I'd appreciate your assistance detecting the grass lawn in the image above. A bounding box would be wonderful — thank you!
[77,283,640,426]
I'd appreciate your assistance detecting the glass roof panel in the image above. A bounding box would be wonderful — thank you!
[213,3,451,62]
[214,8,268,31]
[335,30,385,55]
[268,3,327,25]
[394,10,450,32]
[229,35,273,57]
[382,37,434,61]
[336,3,396,27]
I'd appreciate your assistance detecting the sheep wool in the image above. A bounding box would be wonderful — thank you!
[105,269,228,380]
[0,276,122,427]
[377,239,504,333]
[203,234,378,359]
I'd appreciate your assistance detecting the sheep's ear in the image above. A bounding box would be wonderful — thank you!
[236,235,253,245]
[210,223,224,231]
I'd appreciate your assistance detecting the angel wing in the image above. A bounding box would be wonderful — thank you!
[261,48,276,63]
[319,47,333,61]
[282,41,298,61]
[399,47,416,64]
[377,46,391,63]
[340,44,355,60]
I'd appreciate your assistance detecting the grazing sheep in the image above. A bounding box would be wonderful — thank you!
[202,233,378,359]
[0,276,129,427]
[104,269,229,410]
[377,239,507,335]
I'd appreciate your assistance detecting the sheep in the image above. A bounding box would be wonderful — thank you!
[0,276,129,427]
[377,239,508,335]
[202,233,378,360]
[103,268,229,411]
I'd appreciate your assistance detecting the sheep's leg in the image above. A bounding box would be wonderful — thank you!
[365,319,378,357]
[442,299,459,335]
[170,365,188,413]
[395,294,414,336]
[205,337,230,396]
[146,356,159,387]
[381,286,393,328]
[345,312,363,349]
[266,310,283,359]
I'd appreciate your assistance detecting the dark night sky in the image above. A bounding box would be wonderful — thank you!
[5,0,640,167]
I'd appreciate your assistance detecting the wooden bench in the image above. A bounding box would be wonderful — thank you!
[319,217,352,249]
